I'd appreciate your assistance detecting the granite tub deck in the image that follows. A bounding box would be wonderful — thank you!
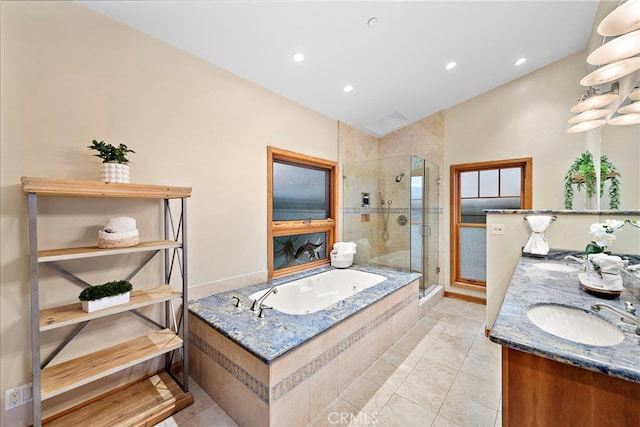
[490,253,640,426]
[188,264,422,427]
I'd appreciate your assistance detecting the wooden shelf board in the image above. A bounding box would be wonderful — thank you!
[41,329,183,400]
[43,371,193,426]
[40,285,182,331]
[572,172,618,184]
[38,240,181,262]
[21,177,192,199]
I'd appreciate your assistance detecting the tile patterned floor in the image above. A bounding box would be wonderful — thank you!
[156,297,502,427]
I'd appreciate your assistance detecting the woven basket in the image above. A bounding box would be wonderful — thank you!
[98,229,139,249]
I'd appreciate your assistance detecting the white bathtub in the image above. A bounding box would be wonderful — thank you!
[249,269,386,315]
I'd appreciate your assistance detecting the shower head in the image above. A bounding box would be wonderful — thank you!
[395,173,404,183]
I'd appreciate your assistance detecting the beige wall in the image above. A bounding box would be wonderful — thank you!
[3,2,640,426]
[486,212,640,330]
[444,51,640,300]
[0,2,336,425]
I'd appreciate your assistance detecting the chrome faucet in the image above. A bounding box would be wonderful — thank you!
[564,255,586,269]
[591,302,640,335]
[250,286,278,311]
[621,268,640,285]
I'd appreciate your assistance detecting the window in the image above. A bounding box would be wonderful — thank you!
[268,147,337,278]
[450,158,532,290]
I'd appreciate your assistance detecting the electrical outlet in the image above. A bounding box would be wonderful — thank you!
[491,223,505,235]
[5,388,20,410]
[5,383,33,411]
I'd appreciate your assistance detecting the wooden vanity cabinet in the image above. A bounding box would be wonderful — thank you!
[501,347,640,427]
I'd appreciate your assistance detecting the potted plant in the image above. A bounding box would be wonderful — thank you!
[87,139,135,183]
[79,280,133,312]
[563,151,620,210]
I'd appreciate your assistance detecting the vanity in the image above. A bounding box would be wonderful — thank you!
[490,253,640,427]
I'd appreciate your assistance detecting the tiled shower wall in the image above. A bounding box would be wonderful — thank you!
[338,113,445,286]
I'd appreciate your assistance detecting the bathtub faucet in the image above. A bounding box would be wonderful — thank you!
[251,286,278,311]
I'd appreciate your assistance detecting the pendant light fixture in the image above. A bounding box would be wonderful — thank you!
[617,102,640,114]
[570,85,619,113]
[597,0,640,37]
[567,120,607,133]
[580,57,640,87]
[587,29,640,66]
[608,113,640,125]
[568,109,611,124]
[568,1,640,132]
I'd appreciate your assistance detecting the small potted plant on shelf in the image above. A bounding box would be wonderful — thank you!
[87,139,135,183]
[79,280,133,312]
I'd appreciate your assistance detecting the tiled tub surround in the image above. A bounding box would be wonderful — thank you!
[188,265,422,426]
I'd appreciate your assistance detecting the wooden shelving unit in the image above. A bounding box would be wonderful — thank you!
[40,285,181,331]
[22,177,193,426]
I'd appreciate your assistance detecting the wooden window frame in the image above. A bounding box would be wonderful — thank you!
[267,146,337,279]
[450,157,532,291]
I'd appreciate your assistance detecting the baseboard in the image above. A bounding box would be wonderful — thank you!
[444,291,486,305]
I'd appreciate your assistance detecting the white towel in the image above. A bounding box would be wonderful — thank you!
[588,253,627,290]
[523,215,555,255]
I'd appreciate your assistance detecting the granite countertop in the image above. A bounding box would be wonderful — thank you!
[484,209,640,215]
[188,264,421,364]
[489,251,640,383]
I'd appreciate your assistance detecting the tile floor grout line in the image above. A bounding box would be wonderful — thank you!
[162,298,501,427]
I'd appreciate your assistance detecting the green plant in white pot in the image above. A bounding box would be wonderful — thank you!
[87,140,135,183]
[79,280,133,312]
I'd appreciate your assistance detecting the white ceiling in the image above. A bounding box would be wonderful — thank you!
[79,1,600,137]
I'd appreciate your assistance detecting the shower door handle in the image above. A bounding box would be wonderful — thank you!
[422,224,432,237]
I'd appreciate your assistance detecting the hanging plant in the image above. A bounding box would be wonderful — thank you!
[563,151,620,210]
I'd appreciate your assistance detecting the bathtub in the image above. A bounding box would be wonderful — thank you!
[248,269,386,315]
[188,265,425,426]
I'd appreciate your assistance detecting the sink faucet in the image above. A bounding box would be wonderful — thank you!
[250,286,278,311]
[621,268,640,285]
[564,255,587,270]
[591,302,640,335]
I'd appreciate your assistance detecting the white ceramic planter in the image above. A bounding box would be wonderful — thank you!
[101,162,130,183]
[81,291,130,313]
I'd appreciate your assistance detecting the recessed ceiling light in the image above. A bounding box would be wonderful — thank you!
[344,85,354,93]
[292,52,305,62]
[367,17,378,27]
[514,57,527,66]
[445,62,456,70]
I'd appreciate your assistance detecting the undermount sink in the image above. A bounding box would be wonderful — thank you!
[526,303,624,346]
[533,262,581,273]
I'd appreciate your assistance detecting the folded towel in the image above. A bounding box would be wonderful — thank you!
[523,215,555,255]
[587,253,627,290]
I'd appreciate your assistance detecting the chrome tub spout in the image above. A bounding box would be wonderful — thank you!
[251,286,278,311]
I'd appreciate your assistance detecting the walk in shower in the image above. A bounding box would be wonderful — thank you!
[342,155,439,297]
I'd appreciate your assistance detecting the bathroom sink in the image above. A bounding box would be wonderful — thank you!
[533,262,581,273]
[526,303,624,346]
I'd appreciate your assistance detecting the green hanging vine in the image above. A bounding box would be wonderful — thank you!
[563,151,620,210]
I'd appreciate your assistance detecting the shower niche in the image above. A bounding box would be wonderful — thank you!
[342,155,440,297]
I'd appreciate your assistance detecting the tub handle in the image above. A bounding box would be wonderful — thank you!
[259,305,273,318]
[231,296,242,308]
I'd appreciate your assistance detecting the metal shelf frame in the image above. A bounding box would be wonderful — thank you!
[24,179,190,427]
